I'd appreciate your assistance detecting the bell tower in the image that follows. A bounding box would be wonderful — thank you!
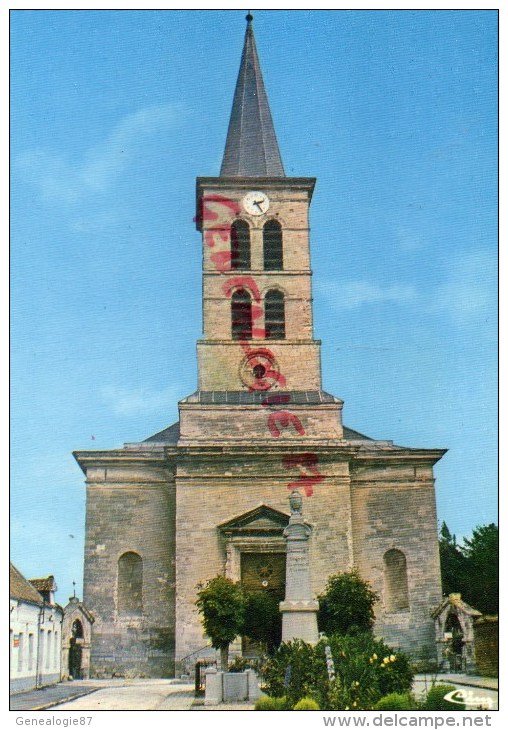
[195,15,322,396]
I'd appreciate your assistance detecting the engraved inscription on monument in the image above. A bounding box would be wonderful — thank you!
[280,490,319,644]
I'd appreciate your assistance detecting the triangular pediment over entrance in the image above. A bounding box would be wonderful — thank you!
[218,505,290,536]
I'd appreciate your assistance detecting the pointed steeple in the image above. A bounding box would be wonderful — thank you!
[220,14,285,177]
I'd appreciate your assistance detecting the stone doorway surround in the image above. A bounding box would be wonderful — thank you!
[218,504,290,659]
[218,504,291,583]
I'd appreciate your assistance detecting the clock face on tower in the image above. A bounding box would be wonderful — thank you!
[242,191,270,216]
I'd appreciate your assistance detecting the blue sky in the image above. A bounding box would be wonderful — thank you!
[10,9,497,603]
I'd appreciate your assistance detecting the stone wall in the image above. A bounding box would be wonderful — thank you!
[179,401,343,441]
[196,341,322,392]
[350,459,442,663]
[174,446,354,666]
[474,617,498,677]
[83,458,176,677]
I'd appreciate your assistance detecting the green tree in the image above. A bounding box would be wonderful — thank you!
[317,570,379,637]
[439,522,498,615]
[461,523,498,614]
[243,590,282,653]
[196,575,245,669]
[439,521,467,597]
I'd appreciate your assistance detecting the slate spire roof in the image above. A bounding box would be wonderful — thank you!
[220,14,285,177]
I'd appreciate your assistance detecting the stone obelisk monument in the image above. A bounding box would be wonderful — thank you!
[280,490,319,644]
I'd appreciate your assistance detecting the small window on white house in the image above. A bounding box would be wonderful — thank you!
[39,629,45,670]
[28,633,34,671]
[53,630,58,668]
[17,633,24,672]
[46,631,52,669]
[383,549,409,611]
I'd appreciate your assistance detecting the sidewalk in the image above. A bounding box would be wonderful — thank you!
[435,673,498,691]
[413,674,498,711]
[10,682,103,711]
[191,699,255,711]
[10,674,498,712]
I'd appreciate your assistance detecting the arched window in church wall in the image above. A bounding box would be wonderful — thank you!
[231,288,252,340]
[383,548,409,612]
[263,220,283,271]
[118,552,143,616]
[265,289,285,340]
[230,220,251,270]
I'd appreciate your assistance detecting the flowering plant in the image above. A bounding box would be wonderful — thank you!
[260,633,413,710]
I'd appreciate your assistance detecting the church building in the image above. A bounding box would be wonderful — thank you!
[74,15,445,678]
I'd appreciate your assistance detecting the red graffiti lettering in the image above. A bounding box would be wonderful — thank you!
[210,250,233,272]
[222,276,261,303]
[204,229,229,248]
[195,194,240,227]
[261,394,291,407]
[259,366,286,389]
[267,411,305,438]
[282,453,325,497]
[237,342,287,390]
[250,307,264,323]
[194,193,322,496]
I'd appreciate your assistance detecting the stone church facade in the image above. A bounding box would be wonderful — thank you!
[74,16,445,678]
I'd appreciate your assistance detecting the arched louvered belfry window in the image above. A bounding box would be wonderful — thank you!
[263,220,283,271]
[230,220,251,270]
[118,551,143,615]
[265,289,285,340]
[231,288,252,340]
[383,549,409,612]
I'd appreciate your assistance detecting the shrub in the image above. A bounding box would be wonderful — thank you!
[261,639,327,707]
[322,634,413,710]
[228,656,260,673]
[243,591,282,652]
[424,684,466,711]
[294,697,320,710]
[260,633,414,711]
[318,571,379,637]
[254,696,289,711]
[374,693,416,711]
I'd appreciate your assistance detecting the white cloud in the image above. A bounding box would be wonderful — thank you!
[16,103,180,204]
[81,104,179,193]
[317,279,418,311]
[431,249,497,325]
[100,384,183,417]
[316,248,496,329]
[17,149,84,204]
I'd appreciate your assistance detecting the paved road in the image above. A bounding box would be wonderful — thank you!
[52,680,195,711]
[10,684,103,711]
[11,675,497,712]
